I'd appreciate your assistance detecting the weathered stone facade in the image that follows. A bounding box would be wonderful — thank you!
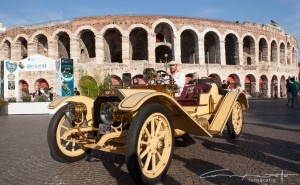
[0,15,298,97]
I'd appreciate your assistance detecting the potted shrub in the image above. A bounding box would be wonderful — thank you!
[37,95,48,102]
[0,97,9,115]
[7,97,16,103]
[21,95,31,102]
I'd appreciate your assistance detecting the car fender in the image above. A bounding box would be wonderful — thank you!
[48,96,94,121]
[118,92,212,137]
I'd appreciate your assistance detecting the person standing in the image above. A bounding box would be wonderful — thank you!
[165,61,185,96]
[286,79,293,106]
[290,77,299,107]
[48,87,54,101]
[74,87,81,95]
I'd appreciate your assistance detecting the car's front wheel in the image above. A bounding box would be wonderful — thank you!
[125,103,174,185]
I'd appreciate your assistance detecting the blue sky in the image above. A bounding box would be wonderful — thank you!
[0,0,299,58]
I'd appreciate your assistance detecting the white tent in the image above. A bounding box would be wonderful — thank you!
[18,54,56,71]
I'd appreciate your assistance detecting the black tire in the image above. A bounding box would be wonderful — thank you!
[47,105,91,163]
[125,103,174,185]
[227,101,243,139]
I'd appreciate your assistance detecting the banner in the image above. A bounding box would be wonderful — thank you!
[56,58,74,97]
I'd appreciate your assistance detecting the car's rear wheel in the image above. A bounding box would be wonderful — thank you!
[227,101,243,139]
[126,103,174,185]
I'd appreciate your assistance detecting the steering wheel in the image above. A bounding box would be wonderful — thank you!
[156,70,169,84]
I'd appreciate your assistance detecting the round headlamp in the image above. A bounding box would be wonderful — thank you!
[100,102,118,125]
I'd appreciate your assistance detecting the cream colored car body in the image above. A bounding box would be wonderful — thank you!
[49,83,248,155]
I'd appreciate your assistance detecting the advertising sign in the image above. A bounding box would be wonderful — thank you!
[55,58,74,97]
[3,60,19,98]
[0,61,3,97]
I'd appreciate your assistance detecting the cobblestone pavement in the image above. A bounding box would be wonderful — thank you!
[0,99,299,185]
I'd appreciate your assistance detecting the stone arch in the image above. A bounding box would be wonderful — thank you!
[31,32,49,57]
[244,74,256,97]
[74,25,97,37]
[279,42,285,64]
[154,21,175,62]
[128,24,150,35]
[204,30,221,64]
[208,73,221,85]
[270,75,278,98]
[15,36,28,60]
[55,31,71,59]
[287,42,291,65]
[132,74,146,85]
[180,29,199,64]
[35,78,49,93]
[151,18,177,35]
[77,29,96,63]
[258,37,268,62]
[2,39,12,60]
[99,24,125,37]
[111,75,122,87]
[270,40,278,63]
[227,74,240,89]
[129,27,148,61]
[242,34,255,65]
[280,75,286,97]
[103,28,122,63]
[259,75,268,98]
[225,33,239,65]
[19,79,29,98]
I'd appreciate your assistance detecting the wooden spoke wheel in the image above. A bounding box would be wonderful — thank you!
[227,101,243,139]
[47,105,91,163]
[126,103,174,185]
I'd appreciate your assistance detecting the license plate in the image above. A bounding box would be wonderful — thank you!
[99,124,111,134]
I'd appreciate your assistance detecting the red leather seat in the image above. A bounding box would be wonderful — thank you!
[176,84,211,106]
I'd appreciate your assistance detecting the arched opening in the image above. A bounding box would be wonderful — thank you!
[35,34,48,56]
[57,32,70,59]
[3,40,11,60]
[280,75,286,97]
[155,45,172,63]
[227,74,240,90]
[154,22,174,61]
[270,40,278,63]
[185,73,193,84]
[35,78,49,94]
[225,34,239,65]
[244,74,256,97]
[16,37,28,60]
[132,75,146,85]
[259,38,268,63]
[208,73,221,86]
[259,75,268,98]
[111,75,122,87]
[243,36,255,65]
[280,43,285,64]
[181,29,199,64]
[130,28,148,61]
[270,75,278,98]
[104,28,122,63]
[247,57,252,65]
[19,80,29,98]
[287,42,291,65]
[292,47,296,65]
[79,30,96,63]
[204,31,220,64]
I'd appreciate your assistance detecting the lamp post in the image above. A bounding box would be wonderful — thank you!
[164,54,168,71]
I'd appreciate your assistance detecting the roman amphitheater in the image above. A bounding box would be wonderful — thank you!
[0,15,299,98]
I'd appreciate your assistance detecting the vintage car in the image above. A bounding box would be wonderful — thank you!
[47,68,249,185]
